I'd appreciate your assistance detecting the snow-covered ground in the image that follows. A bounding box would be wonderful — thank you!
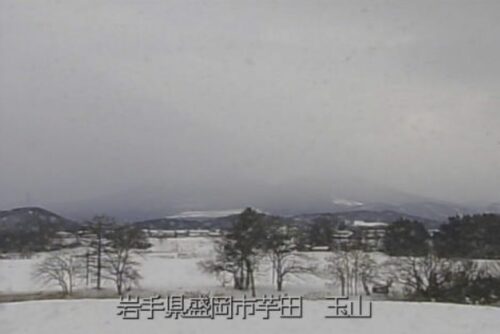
[1,236,499,333]
[0,237,217,294]
[0,299,498,334]
[0,236,483,298]
[0,237,336,295]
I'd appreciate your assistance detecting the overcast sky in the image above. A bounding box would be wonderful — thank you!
[1,0,499,217]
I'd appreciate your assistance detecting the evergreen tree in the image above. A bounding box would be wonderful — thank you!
[383,219,430,256]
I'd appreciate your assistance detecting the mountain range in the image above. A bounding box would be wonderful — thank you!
[3,199,500,233]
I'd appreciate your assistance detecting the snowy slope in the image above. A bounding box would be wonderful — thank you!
[0,299,498,334]
[166,209,244,219]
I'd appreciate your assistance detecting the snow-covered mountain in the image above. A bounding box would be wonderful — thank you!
[166,209,245,220]
[327,200,479,222]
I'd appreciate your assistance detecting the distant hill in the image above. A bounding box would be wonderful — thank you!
[133,214,240,231]
[328,199,478,222]
[0,207,79,233]
[1,201,493,234]
[485,202,500,214]
[133,208,440,230]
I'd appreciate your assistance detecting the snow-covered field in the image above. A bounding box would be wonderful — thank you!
[0,237,335,296]
[1,236,499,333]
[0,299,499,334]
[1,236,497,300]
[0,237,218,294]
[0,236,493,298]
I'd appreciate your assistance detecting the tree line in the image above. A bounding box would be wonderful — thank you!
[8,208,500,304]
[199,208,315,296]
[374,215,500,303]
[33,215,150,296]
[201,209,500,304]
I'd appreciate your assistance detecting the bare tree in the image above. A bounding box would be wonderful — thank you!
[386,253,453,300]
[32,252,83,296]
[327,250,377,296]
[82,215,115,290]
[103,226,148,295]
[328,251,349,295]
[264,220,315,291]
[271,251,314,291]
[198,238,240,288]
[198,259,233,287]
[358,252,377,296]
[385,254,500,303]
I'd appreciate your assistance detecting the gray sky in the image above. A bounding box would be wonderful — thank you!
[1,0,499,218]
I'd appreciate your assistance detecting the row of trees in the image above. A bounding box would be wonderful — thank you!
[382,215,500,303]
[200,208,315,295]
[384,214,500,259]
[327,250,377,296]
[435,214,500,259]
[201,209,386,297]
[28,210,500,304]
[201,208,384,296]
[383,252,500,304]
[201,210,500,304]
[33,215,149,296]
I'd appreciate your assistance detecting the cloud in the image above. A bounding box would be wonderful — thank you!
[1,0,499,216]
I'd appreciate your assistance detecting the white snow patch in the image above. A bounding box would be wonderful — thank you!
[166,209,244,219]
[0,299,498,334]
[353,221,389,228]
[332,199,364,207]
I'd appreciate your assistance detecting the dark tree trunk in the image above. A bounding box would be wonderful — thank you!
[245,260,252,290]
[277,276,283,291]
[250,269,256,297]
[96,226,102,290]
